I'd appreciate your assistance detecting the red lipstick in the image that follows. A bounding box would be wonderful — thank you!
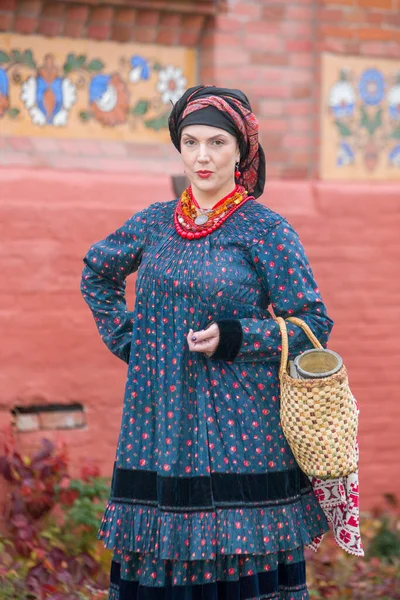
[196,170,213,179]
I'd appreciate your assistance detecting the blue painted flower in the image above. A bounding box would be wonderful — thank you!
[337,141,355,167]
[388,84,400,120]
[89,73,129,126]
[0,67,9,117]
[358,68,385,106]
[20,54,76,126]
[388,144,400,167]
[129,55,150,84]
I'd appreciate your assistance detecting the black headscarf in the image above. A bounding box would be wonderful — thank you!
[168,85,266,199]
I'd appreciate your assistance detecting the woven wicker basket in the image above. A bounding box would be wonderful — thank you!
[276,316,358,480]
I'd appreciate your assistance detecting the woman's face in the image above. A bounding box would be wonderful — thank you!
[180,125,240,198]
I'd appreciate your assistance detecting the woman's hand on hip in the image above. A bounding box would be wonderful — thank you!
[187,323,220,358]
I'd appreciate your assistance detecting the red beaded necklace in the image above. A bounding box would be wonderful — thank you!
[174,184,250,240]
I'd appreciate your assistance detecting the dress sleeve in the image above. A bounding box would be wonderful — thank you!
[212,218,334,363]
[80,208,150,363]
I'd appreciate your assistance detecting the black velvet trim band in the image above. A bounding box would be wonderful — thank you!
[211,319,243,361]
[110,465,312,510]
[110,560,306,598]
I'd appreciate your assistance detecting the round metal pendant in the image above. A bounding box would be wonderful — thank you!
[194,214,209,225]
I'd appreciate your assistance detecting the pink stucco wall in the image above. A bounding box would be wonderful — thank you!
[1,167,399,517]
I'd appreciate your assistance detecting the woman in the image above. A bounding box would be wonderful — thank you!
[81,85,334,600]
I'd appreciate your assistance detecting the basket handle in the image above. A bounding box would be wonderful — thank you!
[276,316,323,379]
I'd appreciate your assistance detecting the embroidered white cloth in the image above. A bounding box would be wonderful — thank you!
[307,396,363,556]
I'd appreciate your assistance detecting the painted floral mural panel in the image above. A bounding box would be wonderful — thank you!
[0,34,195,142]
[321,53,400,180]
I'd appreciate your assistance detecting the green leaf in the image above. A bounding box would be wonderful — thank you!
[334,120,352,137]
[0,51,10,64]
[132,100,149,115]
[63,52,77,74]
[152,62,162,72]
[7,107,20,118]
[11,49,22,63]
[87,58,105,71]
[144,111,170,131]
[360,105,369,130]
[76,54,86,68]
[79,110,91,122]
[22,49,36,69]
[369,107,383,135]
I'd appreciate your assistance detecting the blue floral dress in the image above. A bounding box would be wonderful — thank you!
[81,197,334,600]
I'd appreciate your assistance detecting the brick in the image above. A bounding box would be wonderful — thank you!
[355,28,398,41]
[357,0,393,8]
[281,21,313,39]
[66,5,89,22]
[320,25,353,38]
[64,21,84,38]
[259,100,283,117]
[260,148,289,162]
[289,53,313,69]
[6,136,34,153]
[201,31,240,49]
[261,5,285,20]
[234,3,262,19]
[245,34,284,53]
[98,141,128,157]
[136,10,159,27]
[317,8,345,21]
[114,8,136,25]
[87,24,110,40]
[251,84,291,99]
[38,19,63,37]
[263,164,282,178]
[156,27,178,45]
[343,8,370,23]
[179,30,202,46]
[159,13,181,28]
[182,15,205,30]
[250,52,289,66]
[244,22,283,36]
[282,166,309,179]
[282,134,311,149]
[215,16,243,33]
[285,40,313,52]
[366,11,385,23]
[321,0,353,4]
[285,101,313,116]
[260,119,288,133]
[0,13,13,31]
[30,137,60,153]
[56,139,81,156]
[213,47,250,66]
[290,117,312,133]
[133,26,157,44]
[0,0,17,9]
[292,84,313,99]
[17,0,41,15]
[14,15,37,34]
[359,40,394,55]
[382,13,400,26]
[285,6,313,20]
[90,6,114,23]
[41,3,65,19]
[76,140,102,156]
[316,39,347,53]
[111,25,132,43]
